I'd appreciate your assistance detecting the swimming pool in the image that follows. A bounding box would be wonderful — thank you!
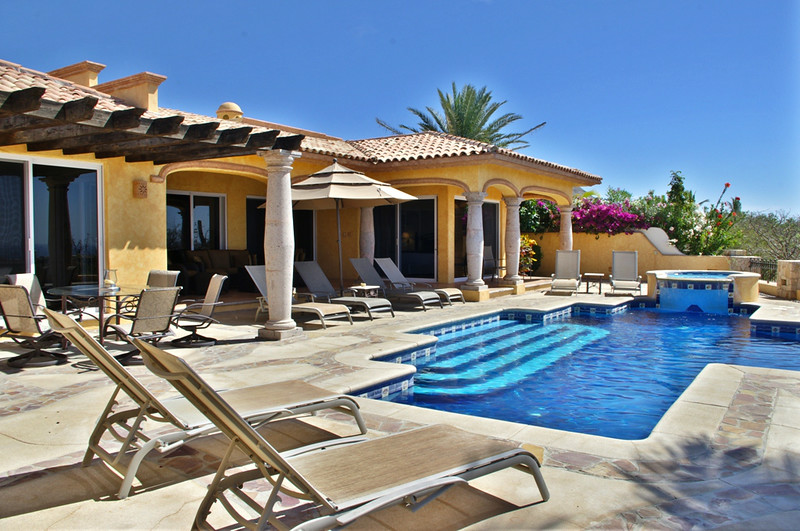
[391,309,800,440]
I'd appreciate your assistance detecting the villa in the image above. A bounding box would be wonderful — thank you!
[2,58,799,530]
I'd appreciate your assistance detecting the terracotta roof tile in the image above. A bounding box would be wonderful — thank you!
[0,59,133,113]
[347,131,601,182]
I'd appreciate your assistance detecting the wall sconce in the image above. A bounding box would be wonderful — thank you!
[133,179,148,198]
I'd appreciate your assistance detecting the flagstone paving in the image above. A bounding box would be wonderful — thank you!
[1,289,798,529]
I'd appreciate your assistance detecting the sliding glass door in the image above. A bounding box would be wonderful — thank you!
[373,197,437,280]
[0,158,100,288]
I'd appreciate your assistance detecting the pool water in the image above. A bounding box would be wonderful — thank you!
[392,310,800,440]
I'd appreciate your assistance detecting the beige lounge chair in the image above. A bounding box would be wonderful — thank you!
[294,261,394,319]
[609,251,642,294]
[0,284,65,367]
[351,258,443,310]
[550,250,581,294]
[136,339,549,530]
[245,265,352,328]
[43,308,367,499]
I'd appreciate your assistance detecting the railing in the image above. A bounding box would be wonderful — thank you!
[749,258,777,282]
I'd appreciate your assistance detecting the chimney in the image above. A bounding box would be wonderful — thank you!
[94,72,167,111]
[48,60,106,87]
[216,101,243,121]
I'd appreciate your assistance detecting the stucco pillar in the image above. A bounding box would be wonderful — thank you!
[463,191,489,301]
[359,206,375,263]
[559,205,574,251]
[502,196,524,293]
[257,149,303,340]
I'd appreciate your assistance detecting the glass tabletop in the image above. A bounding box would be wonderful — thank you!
[48,284,143,298]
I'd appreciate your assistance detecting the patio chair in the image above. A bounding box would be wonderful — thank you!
[43,308,367,500]
[0,284,65,367]
[550,250,582,294]
[375,257,462,306]
[609,251,642,294]
[136,338,549,530]
[103,286,180,365]
[147,269,180,288]
[294,261,394,320]
[118,269,181,313]
[351,258,444,310]
[245,265,352,329]
[171,273,227,347]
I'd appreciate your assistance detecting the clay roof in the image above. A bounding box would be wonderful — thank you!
[1,58,599,182]
[341,132,601,183]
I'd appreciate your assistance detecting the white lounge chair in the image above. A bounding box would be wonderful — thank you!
[294,261,394,319]
[245,265,352,328]
[550,250,581,294]
[609,251,642,294]
[43,308,367,499]
[136,339,550,530]
[375,257,463,306]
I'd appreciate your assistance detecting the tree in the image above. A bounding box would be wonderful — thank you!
[376,82,545,149]
[737,211,800,259]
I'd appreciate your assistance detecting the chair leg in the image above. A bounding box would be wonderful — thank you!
[171,327,216,347]
[7,344,67,368]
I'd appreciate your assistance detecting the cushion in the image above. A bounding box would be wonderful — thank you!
[228,250,251,268]
[207,249,230,270]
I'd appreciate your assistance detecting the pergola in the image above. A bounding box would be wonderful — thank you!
[0,86,303,163]
[0,63,305,340]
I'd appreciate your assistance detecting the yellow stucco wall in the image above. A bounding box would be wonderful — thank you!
[2,143,596,288]
[532,232,731,278]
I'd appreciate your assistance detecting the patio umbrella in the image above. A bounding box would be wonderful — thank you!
[266,160,416,293]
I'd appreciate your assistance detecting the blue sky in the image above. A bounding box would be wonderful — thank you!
[5,0,798,213]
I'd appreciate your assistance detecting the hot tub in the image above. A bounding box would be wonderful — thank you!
[646,270,760,314]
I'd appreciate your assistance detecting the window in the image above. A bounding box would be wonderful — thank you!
[167,192,226,250]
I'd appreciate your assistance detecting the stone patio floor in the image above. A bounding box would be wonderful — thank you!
[1,287,799,529]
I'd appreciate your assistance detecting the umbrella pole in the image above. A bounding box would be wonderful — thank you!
[336,200,344,294]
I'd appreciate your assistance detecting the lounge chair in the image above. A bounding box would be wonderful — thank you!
[43,308,367,499]
[483,245,501,281]
[171,274,226,347]
[351,258,443,311]
[0,284,65,367]
[550,250,581,294]
[135,339,549,530]
[245,265,352,329]
[375,257,463,306]
[609,251,642,294]
[103,286,180,364]
[294,261,394,320]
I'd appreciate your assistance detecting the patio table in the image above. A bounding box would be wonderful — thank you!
[583,273,605,294]
[49,284,142,344]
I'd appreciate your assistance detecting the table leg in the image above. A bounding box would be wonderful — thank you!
[97,295,105,345]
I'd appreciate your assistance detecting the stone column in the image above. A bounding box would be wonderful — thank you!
[359,206,375,263]
[257,149,303,340]
[463,191,489,301]
[502,196,524,292]
[559,204,574,251]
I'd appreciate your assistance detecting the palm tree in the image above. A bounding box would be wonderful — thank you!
[376,82,544,149]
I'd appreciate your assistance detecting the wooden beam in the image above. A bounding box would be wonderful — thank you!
[150,146,260,165]
[216,126,253,145]
[54,96,98,122]
[0,87,45,114]
[146,115,184,136]
[272,135,305,151]
[246,130,280,149]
